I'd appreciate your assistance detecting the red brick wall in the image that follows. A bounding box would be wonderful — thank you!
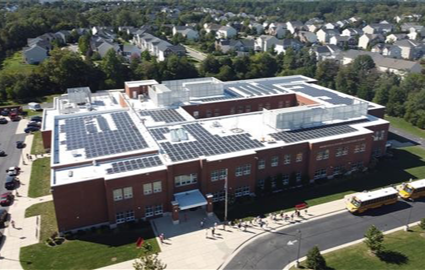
[118,94,128,108]
[52,178,109,232]
[182,94,297,119]
[125,85,149,99]
[41,130,51,150]
[296,94,319,106]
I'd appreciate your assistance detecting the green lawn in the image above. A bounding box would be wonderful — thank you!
[1,51,36,74]
[296,226,425,270]
[30,132,46,156]
[218,146,425,221]
[22,200,159,270]
[385,115,425,139]
[28,157,51,198]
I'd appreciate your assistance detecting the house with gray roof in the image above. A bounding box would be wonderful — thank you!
[23,44,48,65]
[172,26,199,40]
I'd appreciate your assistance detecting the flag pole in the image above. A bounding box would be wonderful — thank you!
[224,168,228,222]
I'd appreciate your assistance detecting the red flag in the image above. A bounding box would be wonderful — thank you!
[136,237,144,248]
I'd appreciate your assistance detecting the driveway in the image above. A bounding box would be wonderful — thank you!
[183,45,207,61]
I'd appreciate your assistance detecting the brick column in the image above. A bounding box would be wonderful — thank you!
[171,201,180,225]
[206,194,213,216]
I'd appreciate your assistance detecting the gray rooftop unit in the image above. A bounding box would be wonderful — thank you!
[67,87,92,105]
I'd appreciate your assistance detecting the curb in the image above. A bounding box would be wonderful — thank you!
[283,220,422,270]
[217,208,346,270]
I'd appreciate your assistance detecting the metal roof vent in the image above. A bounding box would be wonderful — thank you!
[68,171,73,177]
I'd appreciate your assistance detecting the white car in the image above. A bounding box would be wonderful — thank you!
[6,167,20,176]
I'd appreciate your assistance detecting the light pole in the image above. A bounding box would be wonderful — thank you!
[404,198,414,232]
[296,229,302,268]
[224,169,229,223]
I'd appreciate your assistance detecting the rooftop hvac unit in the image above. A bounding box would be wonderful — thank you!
[212,121,221,128]
[170,130,180,142]
[68,171,73,177]
[178,128,188,140]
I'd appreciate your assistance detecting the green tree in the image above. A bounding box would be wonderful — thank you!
[200,55,220,76]
[100,49,129,89]
[306,246,327,270]
[404,89,425,128]
[161,55,198,81]
[216,65,235,81]
[352,55,375,74]
[386,86,406,117]
[315,60,339,89]
[373,74,400,106]
[78,33,91,56]
[283,47,296,70]
[364,225,384,254]
[133,253,166,270]
[420,218,425,231]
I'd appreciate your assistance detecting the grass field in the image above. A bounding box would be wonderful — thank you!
[28,157,51,198]
[30,132,46,156]
[22,200,159,270]
[385,115,425,139]
[294,226,425,270]
[1,51,36,74]
[218,146,425,221]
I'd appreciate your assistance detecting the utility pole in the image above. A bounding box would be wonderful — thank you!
[224,168,229,223]
[404,198,414,231]
[296,229,302,268]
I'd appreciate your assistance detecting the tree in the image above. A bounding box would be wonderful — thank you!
[306,246,327,270]
[386,86,406,117]
[200,55,220,76]
[420,218,425,231]
[133,253,166,270]
[100,49,129,89]
[216,65,235,81]
[283,47,296,70]
[364,225,384,254]
[78,33,91,56]
[404,89,425,128]
[315,60,339,89]
[352,55,375,74]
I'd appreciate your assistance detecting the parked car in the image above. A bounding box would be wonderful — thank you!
[28,102,42,111]
[11,115,21,122]
[5,175,19,190]
[27,121,41,127]
[24,126,40,133]
[30,116,42,122]
[0,117,7,124]
[0,208,8,226]
[0,110,9,116]
[16,141,26,149]
[0,150,6,157]
[6,166,20,176]
[0,192,14,206]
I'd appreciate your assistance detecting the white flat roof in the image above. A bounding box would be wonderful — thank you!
[125,80,158,87]
[407,179,425,189]
[174,189,207,210]
[354,187,398,202]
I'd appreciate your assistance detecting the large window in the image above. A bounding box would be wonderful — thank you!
[271,156,279,167]
[235,186,250,197]
[314,169,327,180]
[336,146,348,157]
[154,205,163,215]
[284,154,291,165]
[145,206,154,217]
[258,159,266,170]
[212,190,225,202]
[235,164,251,177]
[126,210,135,221]
[211,169,227,181]
[374,130,385,141]
[283,174,290,185]
[153,181,162,193]
[175,173,198,187]
[113,189,123,201]
[143,183,152,195]
[145,205,162,217]
[296,153,303,162]
[316,150,329,160]
[123,187,133,199]
[116,212,126,223]
[354,143,366,153]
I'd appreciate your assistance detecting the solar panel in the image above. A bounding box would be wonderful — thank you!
[139,109,185,123]
[107,155,163,174]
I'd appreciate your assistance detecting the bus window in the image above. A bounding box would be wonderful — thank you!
[403,185,414,194]
[351,198,361,208]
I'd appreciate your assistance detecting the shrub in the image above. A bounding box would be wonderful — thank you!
[306,246,327,270]
[420,218,425,231]
[364,225,384,254]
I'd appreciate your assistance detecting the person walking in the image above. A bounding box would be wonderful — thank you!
[200,220,204,228]
[11,220,15,229]
[205,228,209,238]
[212,227,215,237]
[305,208,308,216]
[159,233,164,243]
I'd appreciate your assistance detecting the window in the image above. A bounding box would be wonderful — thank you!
[245,105,251,112]
[236,164,251,177]
[342,147,348,156]
[285,100,291,107]
[379,130,385,140]
[265,103,271,110]
[258,159,266,170]
[230,107,235,114]
[116,212,126,224]
[284,154,291,165]
[143,183,152,195]
[235,186,250,197]
[372,147,382,157]
[271,156,279,167]
[126,210,135,221]
[153,181,162,193]
[154,205,163,215]
[278,101,284,108]
[258,103,264,110]
[206,110,212,117]
[296,172,302,182]
[175,173,198,187]
[214,109,220,116]
[374,131,385,141]
[237,106,244,113]
[257,178,265,189]
[333,165,343,175]
[317,150,329,160]
[351,162,364,171]
[193,111,199,118]
[314,169,327,180]
[296,153,303,162]
[283,174,290,185]
[212,190,225,202]
[113,189,123,201]
[211,169,227,181]
[354,143,366,153]
[359,143,366,152]
[145,206,154,217]
[124,187,133,199]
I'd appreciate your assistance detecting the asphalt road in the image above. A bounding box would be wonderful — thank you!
[224,198,425,270]
[183,45,207,61]
[0,119,26,196]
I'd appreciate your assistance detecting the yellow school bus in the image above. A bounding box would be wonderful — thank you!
[346,187,398,214]
[398,179,425,200]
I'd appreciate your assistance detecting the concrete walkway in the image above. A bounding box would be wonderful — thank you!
[99,199,346,270]
[0,124,53,270]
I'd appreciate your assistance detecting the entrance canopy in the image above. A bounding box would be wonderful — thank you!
[174,189,207,210]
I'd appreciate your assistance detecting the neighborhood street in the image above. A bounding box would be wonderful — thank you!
[183,45,207,61]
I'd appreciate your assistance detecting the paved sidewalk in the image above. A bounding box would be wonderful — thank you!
[0,127,53,270]
[99,199,346,270]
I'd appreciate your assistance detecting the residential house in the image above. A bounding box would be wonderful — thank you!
[407,25,425,40]
[395,14,422,23]
[329,35,357,48]
[362,23,394,35]
[215,39,254,54]
[286,21,304,34]
[134,33,186,61]
[358,34,384,49]
[248,22,264,35]
[324,23,338,30]
[336,20,350,28]
[204,23,222,34]
[342,28,363,37]
[274,39,303,54]
[255,35,279,52]
[316,29,339,44]
[296,31,318,44]
[385,33,407,43]
[394,39,422,60]
[305,24,321,33]
[267,23,287,38]
[216,26,237,39]
[54,30,71,44]
[172,26,199,40]
[371,44,402,58]
[310,45,341,61]
[122,44,141,60]
[348,16,361,23]
[23,45,48,64]
[97,42,121,58]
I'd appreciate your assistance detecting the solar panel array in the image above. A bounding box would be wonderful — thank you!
[226,82,286,96]
[60,112,149,159]
[106,155,163,174]
[149,127,170,140]
[160,123,264,162]
[287,84,354,105]
[139,109,185,123]
[270,119,369,143]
